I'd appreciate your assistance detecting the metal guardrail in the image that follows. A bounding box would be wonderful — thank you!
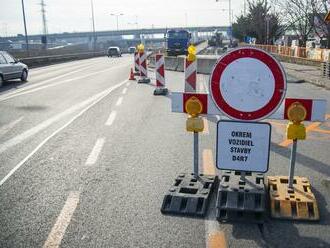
[253,44,328,62]
[321,62,330,79]
[20,51,106,68]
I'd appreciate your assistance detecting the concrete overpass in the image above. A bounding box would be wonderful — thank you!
[3,26,229,42]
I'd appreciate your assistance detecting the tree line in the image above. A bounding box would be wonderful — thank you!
[232,0,330,48]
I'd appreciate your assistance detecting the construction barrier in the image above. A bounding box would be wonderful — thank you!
[153,54,168,95]
[165,47,328,223]
[184,57,197,92]
[217,171,266,223]
[134,52,140,75]
[138,51,150,84]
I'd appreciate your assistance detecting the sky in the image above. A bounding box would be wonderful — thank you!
[0,0,246,37]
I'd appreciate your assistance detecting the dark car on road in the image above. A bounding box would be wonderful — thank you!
[0,51,28,87]
[107,47,122,57]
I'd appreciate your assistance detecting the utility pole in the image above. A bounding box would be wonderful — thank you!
[110,13,124,31]
[244,0,246,16]
[266,15,271,45]
[40,0,48,50]
[21,0,29,55]
[91,0,96,53]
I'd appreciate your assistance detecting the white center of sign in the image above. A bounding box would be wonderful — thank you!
[219,58,275,112]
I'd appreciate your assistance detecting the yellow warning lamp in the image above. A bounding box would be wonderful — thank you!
[185,96,203,117]
[187,45,197,62]
[286,102,307,140]
[185,97,204,132]
[137,43,145,53]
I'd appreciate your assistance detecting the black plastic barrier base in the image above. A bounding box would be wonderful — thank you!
[216,170,266,223]
[138,78,151,84]
[153,88,168,96]
[161,173,217,217]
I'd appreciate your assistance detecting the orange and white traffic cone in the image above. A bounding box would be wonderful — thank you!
[129,68,136,80]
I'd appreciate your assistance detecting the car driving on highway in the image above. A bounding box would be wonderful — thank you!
[107,47,122,57]
[0,51,28,87]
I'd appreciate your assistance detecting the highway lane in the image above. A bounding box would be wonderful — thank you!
[0,56,330,247]
[0,55,131,183]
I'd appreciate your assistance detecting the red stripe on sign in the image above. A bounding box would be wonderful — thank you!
[284,98,312,121]
[185,59,194,68]
[186,73,196,88]
[210,48,286,121]
[183,93,208,114]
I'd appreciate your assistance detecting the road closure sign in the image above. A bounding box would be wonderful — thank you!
[210,47,287,121]
[216,120,271,173]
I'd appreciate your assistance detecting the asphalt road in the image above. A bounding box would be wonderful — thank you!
[0,55,329,248]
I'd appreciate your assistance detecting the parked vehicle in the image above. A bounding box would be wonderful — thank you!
[0,51,28,87]
[128,47,136,54]
[208,30,223,47]
[165,29,191,56]
[107,47,122,57]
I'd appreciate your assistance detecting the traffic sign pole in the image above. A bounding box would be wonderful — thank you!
[193,132,199,177]
[288,139,297,189]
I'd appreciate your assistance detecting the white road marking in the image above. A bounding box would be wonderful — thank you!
[126,82,131,86]
[85,138,105,165]
[0,64,129,102]
[29,57,103,75]
[43,191,80,248]
[116,96,123,106]
[0,80,128,187]
[105,111,117,126]
[122,88,127,94]
[0,66,90,100]
[0,117,24,137]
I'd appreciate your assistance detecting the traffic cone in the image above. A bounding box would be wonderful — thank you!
[129,68,136,80]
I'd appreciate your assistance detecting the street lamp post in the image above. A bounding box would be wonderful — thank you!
[265,15,271,45]
[91,0,96,53]
[21,0,29,56]
[110,13,124,31]
[216,0,233,42]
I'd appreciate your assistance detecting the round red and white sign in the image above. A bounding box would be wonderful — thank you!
[209,47,287,121]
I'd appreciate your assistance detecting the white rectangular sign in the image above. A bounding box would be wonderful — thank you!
[216,120,271,173]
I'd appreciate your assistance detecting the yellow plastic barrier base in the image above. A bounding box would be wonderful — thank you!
[267,176,319,221]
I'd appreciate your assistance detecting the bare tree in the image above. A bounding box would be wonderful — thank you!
[278,0,314,46]
[311,0,330,48]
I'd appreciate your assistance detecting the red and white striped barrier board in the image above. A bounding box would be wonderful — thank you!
[156,54,165,87]
[134,52,139,72]
[171,92,327,122]
[139,52,148,78]
[184,58,197,92]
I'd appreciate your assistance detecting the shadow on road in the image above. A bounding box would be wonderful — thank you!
[0,80,28,93]
[270,143,330,178]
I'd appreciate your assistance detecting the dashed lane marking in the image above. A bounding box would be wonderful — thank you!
[269,115,330,147]
[0,80,128,187]
[116,96,123,106]
[43,191,80,248]
[202,149,227,248]
[203,118,210,135]
[0,64,129,102]
[207,231,228,248]
[279,122,322,147]
[126,82,131,87]
[0,66,91,101]
[105,111,117,126]
[202,149,216,175]
[85,138,105,165]
[0,117,24,138]
[122,88,127,94]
